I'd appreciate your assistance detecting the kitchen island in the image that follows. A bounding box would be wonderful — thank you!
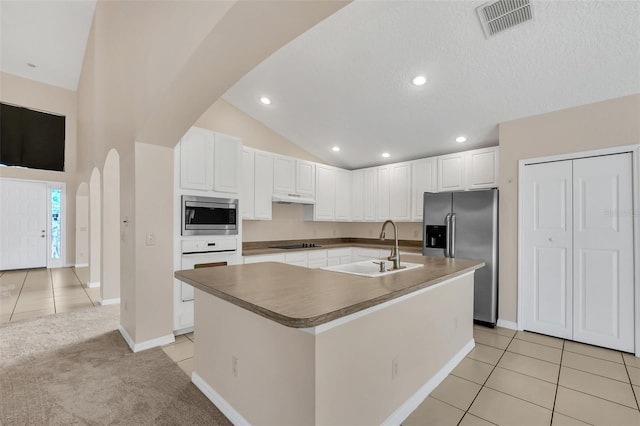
[175,255,484,425]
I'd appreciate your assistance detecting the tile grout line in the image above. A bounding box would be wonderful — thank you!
[455,329,517,426]
[8,270,29,321]
[560,363,631,385]
[549,338,565,425]
[621,355,640,411]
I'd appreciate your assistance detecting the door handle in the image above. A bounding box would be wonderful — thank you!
[445,213,452,258]
[450,213,456,258]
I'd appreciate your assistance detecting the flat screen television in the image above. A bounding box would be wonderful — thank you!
[0,102,65,172]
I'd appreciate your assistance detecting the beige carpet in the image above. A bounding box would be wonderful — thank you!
[0,306,231,425]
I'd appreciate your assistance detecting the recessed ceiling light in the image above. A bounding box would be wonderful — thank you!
[332,146,340,152]
[27,63,36,68]
[260,97,271,105]
[382,152,390,158]
[412,75,427,86]
[456,136,467,143]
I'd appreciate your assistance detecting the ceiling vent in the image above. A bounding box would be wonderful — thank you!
[477,0,533,38]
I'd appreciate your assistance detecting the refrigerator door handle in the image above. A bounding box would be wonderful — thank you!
[445,213,452,257]
[450,213,456,258]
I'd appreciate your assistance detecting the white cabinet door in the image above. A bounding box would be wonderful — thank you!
[254,151,274,220]
[180,127,214,190]
[315,164,336,220]
[335,169,351,221]
[241,148,255,219]
[296,160,315,197]
[411,158,436,221]
[389,162,411,221]
[243,253,285,264]
[214,133,241,193]
[466,147,499,190]
[285,251,308,267]
[352,247,382,262]
[377,166,390,221]
[351,170,364,221]
[572,154,634,352]
[522,161,574,339]
[307,250,327,269]
[273,155,296,194]
[363,168,377,221]
[437,152,465,192]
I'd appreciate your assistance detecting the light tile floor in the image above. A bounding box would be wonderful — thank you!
[163,325,640,425]
[0,267,99,323]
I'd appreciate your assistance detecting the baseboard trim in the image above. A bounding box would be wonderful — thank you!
[74,263,88,268]
[118,325,175,353]
[497,319,518,330]
[86,281,100,288]
[192,372,250,425]
[383,338,475,426]
[99,297,120,306]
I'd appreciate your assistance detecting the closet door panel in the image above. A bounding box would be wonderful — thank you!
[522,161,573,339]
[572,153,634,352]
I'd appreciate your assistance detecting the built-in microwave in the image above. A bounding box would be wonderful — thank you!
[181,195,238,236]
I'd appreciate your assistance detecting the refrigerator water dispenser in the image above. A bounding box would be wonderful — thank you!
[425,225,447,249]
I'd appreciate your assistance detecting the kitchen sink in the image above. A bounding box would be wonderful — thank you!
[322,260,423,278]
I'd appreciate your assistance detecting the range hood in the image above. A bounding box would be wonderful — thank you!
[272,192,316,205]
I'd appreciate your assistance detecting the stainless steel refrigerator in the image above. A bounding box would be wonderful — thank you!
[423,189,498,325]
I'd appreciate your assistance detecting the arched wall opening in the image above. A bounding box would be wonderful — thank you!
[88,168,101,288]
[75,182,89,268]
[101,149,121,305]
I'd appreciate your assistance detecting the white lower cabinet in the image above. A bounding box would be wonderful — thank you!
[243,253,285,264]
[327,248,352,266]
[522,153,634,352]
[307,250,328,269]
[285,251,308,267]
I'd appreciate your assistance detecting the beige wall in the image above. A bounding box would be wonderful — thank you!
[75,0,348,345]
[498,93,640,323]
[75,183,89,266]
[0,72,78,265]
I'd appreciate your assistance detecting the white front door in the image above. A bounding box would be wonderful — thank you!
[0,179,48,270]
[572,154,634,352]
[522,160,574,339]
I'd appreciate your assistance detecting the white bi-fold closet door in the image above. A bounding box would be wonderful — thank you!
[522,153,634,352]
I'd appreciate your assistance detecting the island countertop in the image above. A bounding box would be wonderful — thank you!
[174,255,484,328]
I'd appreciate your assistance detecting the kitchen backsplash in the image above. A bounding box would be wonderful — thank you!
[242,203,422,242]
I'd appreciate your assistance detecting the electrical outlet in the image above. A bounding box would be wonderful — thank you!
[232,356,239,378]
[145,233,156,246]
[392,357,399,380]
[413,229,419,238]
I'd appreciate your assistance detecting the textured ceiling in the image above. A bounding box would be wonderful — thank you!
[223,0,640,169]
[0,0,96,90]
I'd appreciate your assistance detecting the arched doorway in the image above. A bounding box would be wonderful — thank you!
[101,150,120,305]
[88,168,101,289]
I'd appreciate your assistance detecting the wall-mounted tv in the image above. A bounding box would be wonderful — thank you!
[0,102,66,172]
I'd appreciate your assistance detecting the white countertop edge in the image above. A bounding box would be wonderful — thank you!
[299,270,475,335]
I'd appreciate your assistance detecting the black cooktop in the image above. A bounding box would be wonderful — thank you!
[268,243,322,250]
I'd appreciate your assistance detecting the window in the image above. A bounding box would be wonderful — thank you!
[51,188,61,259]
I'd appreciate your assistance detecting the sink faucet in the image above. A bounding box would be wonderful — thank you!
[379,220,400,270]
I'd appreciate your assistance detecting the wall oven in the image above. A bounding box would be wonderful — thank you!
[180,238,237,302]
[181,195,238,236]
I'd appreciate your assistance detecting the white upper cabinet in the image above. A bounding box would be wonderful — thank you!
[351,170,364,221]
[273,155,296,194]
[436,152,466,192]
[180,127,214,191]
[180,126,241,193]
[335,168,351,221]
[363,168,378,221]
[253,150,274,220]
[214,132,242,193]
[436,147,499,192]
[241,148,255,219]
[377,166,391,220]
[389,162,412,222]
[314,164,337,220]
[411,158,436,221]
[466,146,499,190]
[273,155,315,199]
[296,160,315,197]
